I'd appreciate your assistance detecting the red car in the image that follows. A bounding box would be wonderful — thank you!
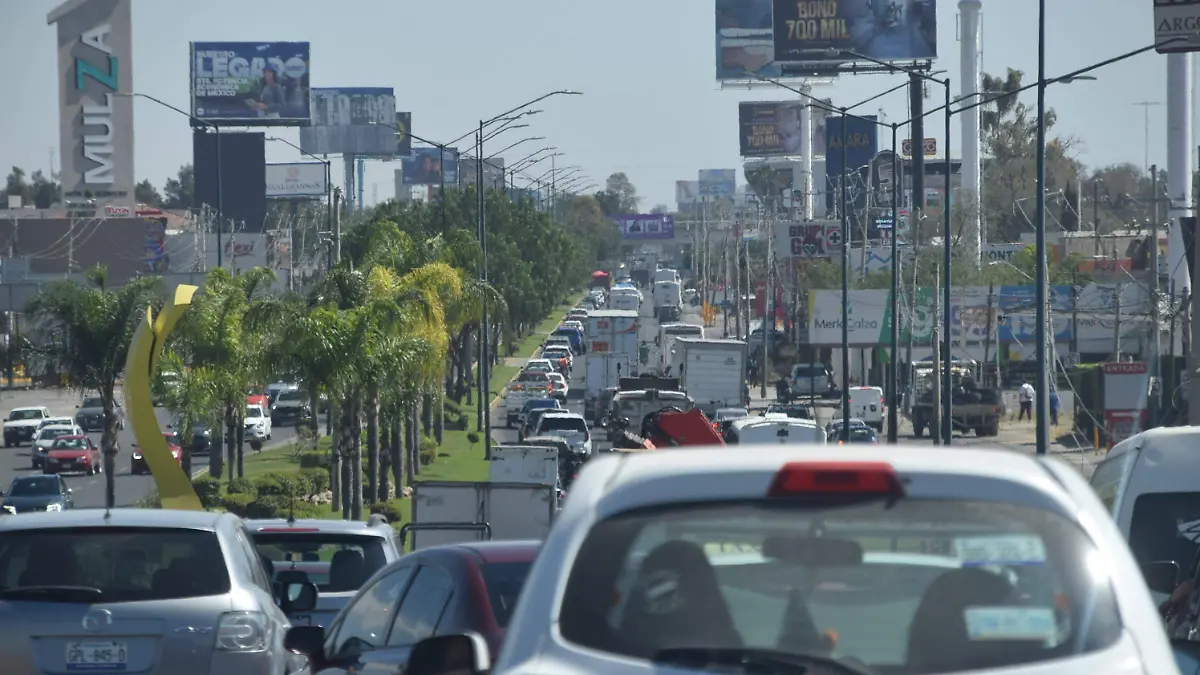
[283,540,539,674]
[44,435,101,475]
[131,432,182,475]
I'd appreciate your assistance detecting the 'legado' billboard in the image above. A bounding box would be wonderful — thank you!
[49,0,135,208]
[190,42,310,125]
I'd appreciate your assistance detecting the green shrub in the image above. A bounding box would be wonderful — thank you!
[444,399,463,416]
[254,472,306,498]
[466,432,480,445]
[368,501,405,523]
[419,436,437,454]
[298,452,326,469]
[191,476,223,508]
[301,468,330,495]
[220,492,255,517]
[225,477,255,495]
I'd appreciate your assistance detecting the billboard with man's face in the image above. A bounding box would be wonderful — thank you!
[738,101,828,157]
[402,147,460,186]
[190,42,311,125]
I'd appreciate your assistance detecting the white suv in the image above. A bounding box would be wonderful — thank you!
[244,404,272,448]
[534,412,590,455]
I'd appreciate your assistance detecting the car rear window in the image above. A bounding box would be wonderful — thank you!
[1127,492,1200,569]
[38,428,73,441]
[480,561,534,627]
[518,372,550,383]
[254,533,389,592]
[791,366,828,379]
[278,390,304,402]
[559,499,1120,671]
[80,398,103,408]
[9,410,43,421]
[0,527,230,602]
[539,416,586,434]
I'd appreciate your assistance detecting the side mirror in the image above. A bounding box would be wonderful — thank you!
[279,581,318,613]
[283,624,325,656]
[1142,560,1182,595]
[406,633,491,675]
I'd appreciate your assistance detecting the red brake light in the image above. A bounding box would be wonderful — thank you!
[257,527,320,532]
[768,461,903,498]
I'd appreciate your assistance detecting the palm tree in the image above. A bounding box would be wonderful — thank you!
[25,266,162,508]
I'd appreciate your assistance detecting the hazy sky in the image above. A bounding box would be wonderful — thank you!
[0,0,1191,209]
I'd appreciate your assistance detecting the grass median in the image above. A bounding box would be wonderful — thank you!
[188,297,580,524]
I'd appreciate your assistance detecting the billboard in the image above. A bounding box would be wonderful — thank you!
[613,214,675,240]
[774,220,843,258]
[193,130,267,231]
[49,0,135,208]
[265,163,326,199]
[299,88,397,156]
[459,157,505,190]
[394,111,412,156]
[699,169,736,198]
[1155,0,1200,53]
[738,101,829,158]
[772,0,938,64]
[825,115,879,175]
[676,181,700,205]
[715,0,782,80]
[190,42,310,125]
[402,147,460,186]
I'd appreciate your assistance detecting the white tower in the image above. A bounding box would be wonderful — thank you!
[958,0,983,265]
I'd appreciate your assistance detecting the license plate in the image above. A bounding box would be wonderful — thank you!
[66,641,127,671]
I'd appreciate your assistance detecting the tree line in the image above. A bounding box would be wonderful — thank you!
[18,182,624,517]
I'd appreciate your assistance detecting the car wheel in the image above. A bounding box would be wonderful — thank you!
[87,464,94,476]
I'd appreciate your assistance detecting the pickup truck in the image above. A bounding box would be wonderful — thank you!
[4,406,50,447]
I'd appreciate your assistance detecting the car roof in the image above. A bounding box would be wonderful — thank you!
[523,435,570,446]
[11,406,45,412]
[451,539,540,564]
[54,434,88,440]
[540,411,583,419]
[40,424,76,430]
[246,518,392,536]
[0,507,232,532]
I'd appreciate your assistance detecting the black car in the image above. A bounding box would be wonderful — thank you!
[170,420,212,454]
[519,407,560,442]
[74,396,124,432]
[2,475,73,514]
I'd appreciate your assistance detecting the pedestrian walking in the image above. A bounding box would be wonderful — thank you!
[1018,380,1035,421]
[1049,386,1060,427]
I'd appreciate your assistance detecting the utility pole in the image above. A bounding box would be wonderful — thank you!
[1151,165,1163,421]
[1113,281,1123,361]
[332,187,342,267]
[1133,101,1162,173]
[761,216,772,399]
[932,266,941,446]
[1092,179,1101,256]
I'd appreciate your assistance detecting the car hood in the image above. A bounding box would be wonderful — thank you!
[3,495,62,509]
[47,449,91,459]
[4,419,43,428]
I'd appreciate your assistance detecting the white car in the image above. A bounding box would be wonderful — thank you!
[523,359,555,374]
[3,406,50,447]
[403,446,1178,675]
[546,372,569,401]
[32,423,85,469]
[534,412,590,455]
[244,404,272,446]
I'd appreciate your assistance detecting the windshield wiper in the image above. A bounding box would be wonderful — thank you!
[0,585,105,602]
[653,647,876,675]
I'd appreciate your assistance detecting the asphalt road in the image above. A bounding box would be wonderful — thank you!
[0,388,300,508]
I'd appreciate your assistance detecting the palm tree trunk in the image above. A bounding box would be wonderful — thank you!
[339,401,354,518]
[224,404,236,482]
[379,411,391,502]
[102,402,118,509]
[209,424,223,478]
[329,401,341,513]
[308,389,321,441]
[463,334,475,406]
[235,411,245,479]
[351,390,365,520]
[422,392,432,436]
[390,407,403,496]
[436,393,445,444]
[366,384,379,505]
[408,401,420,480]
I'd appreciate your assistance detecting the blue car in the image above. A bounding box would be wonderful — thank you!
[552,327,585,354]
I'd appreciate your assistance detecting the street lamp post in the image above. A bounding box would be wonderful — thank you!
[839,108,851,441]
[1035,0,1051,454]
[840,50,953,446]
[118,92,224,267]
[371,121,455,231]
[888,123,900,444]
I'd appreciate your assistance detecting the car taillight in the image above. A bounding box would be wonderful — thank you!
[583,430,590,442]
[768,461,904,498]
[216,611,268,651]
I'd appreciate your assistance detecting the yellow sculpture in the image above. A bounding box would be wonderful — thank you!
[122,284,202,510]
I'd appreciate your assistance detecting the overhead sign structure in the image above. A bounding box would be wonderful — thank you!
[714,0,782,80]
[772,0,938,64]
[1154,0,1200,53]
[49,0,135,209]
[774,220,842,258]
[613,214,675,240]
[190,41,311,125]
[299,87,397,156]
[265,162,327,198]
[699,169,737,198]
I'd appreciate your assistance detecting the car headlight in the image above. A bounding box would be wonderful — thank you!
[45,503,62,512]
[2,505,14,514]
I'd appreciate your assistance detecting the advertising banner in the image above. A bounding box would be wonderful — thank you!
[613,214,675,240]
[193,130,267,231]
[738,101,831,157]
[699,169,737,198]
[676,180,700,205]
[771,0,938,64]
[190,41,310,125]
[825,115,879,176]
[299,87,396,155]
[808,289,891,345]
[774,220,842,258]
[715,0,781,80]
[902,137,937,157]
[1154,0,1200,53]
[265,162,326,198]
[402,147,459,186]
[50,0,135,208]
[394,111,412,156]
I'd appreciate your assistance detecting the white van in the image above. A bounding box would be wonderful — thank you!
[1089,426,1200,601]
[848,386,886,431]
[727,413,827,445]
